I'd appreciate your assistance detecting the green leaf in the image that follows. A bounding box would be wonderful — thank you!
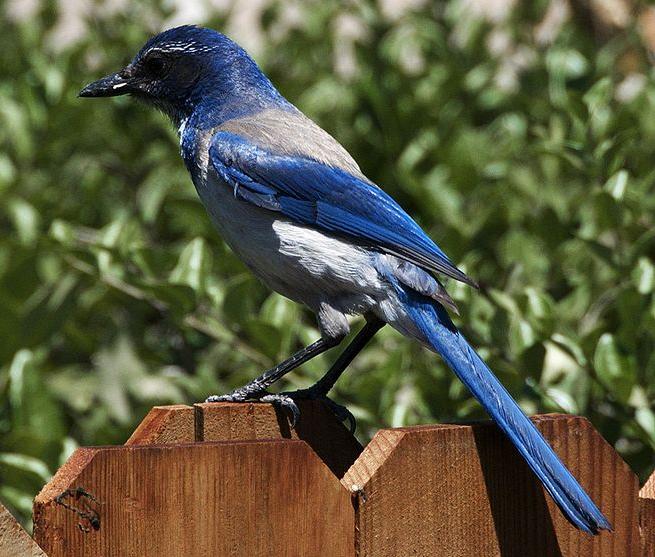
[604,170,629,201]
[140,282,196,315]
[583,77,612,113]
[0,486,34,519]
[7,197,40,245]
[593,334,636,403]
[170,238,212,294]
[259,294,298,327]
[8,349,33,418]
[551,334,588,367]
[244,321,283,360]
[635,408,655,446]
[524,288,555,335]
[546,49,588,79]
[633,257,655,295]
[0,453,51,483]
[509,318,536,354]
[222,276,261,327]
[544,387,578,414]
[49,219,75,246]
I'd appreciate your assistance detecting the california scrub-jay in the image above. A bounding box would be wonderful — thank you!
[80,25,611,534]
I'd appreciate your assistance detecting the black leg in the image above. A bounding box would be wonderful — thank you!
[308,318,384,396]
[205,334,344,422]
[283,318,385,431]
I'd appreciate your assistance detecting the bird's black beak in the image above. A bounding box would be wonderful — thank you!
[79,71,134,98]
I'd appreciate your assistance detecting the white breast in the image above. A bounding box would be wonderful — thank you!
[195,171,384,321]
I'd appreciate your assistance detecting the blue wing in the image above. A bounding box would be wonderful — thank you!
[209,131,476,288]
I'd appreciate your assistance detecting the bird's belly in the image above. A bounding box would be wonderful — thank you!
[194,174,385,314]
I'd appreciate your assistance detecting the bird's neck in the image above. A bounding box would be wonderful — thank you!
[176,59,294,175]
[177,91,294,180]
[188,93,289,128]
[177,78,293,154]
[180,58,291,127]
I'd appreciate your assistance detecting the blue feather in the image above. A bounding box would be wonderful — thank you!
[209,132,476,287]
[392,282,612,535]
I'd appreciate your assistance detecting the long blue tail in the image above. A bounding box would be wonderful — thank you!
[401,291,612,534]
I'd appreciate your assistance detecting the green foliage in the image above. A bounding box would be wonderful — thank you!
[1,1,654,526]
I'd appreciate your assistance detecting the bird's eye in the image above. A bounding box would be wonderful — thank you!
[143,54,169,78]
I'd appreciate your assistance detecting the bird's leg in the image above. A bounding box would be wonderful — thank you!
[206,334,344,424]
[298,319,384,396]
[283,318,385,431]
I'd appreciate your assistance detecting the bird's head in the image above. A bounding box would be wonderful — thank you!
[79,25,283,125]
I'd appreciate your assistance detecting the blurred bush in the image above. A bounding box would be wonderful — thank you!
[1,0,654,526]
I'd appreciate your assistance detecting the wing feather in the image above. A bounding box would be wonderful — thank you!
[209,131,477,288]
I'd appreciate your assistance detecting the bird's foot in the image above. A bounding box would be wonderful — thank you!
[205,389,300,427]
[259,393,300,426]
[281,388,356,433]
[205,387,256,404]
[204,385,355,432]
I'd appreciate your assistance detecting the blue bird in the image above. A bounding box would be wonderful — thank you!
[80,25,611,535]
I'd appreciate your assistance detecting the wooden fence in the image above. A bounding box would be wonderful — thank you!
[2,401,655,556]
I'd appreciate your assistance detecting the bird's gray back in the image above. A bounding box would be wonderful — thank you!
[217,108,366,179]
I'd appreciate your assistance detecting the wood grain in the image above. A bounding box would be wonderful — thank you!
[126,401,363,477]
[34,404,644,556]
[343,414,640,557]
[195,401,363,478]
[640,471,655,557]
[125,405,194,446]
[0,501,47,557]
[33,441,354,557]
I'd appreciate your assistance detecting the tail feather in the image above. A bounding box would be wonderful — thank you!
[401,291,612,535]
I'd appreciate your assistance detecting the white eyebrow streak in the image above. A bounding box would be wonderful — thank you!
[147,43,214,55]
[113,82,128,90]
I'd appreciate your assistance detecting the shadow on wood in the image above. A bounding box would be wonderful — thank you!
[34,405,644,557]
[342,414,640,557]
[194,401,363,478]
[473,420,561,556]
[126,400,363,478]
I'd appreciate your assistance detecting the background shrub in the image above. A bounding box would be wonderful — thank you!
[1,0,654,526]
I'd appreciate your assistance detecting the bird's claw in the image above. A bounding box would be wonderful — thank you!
[204,387,356,432]
[283,389,357,433]
[205,389,252,403]
[205,390,300,427]
[325,398,357,433]
[260,393,301,427]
